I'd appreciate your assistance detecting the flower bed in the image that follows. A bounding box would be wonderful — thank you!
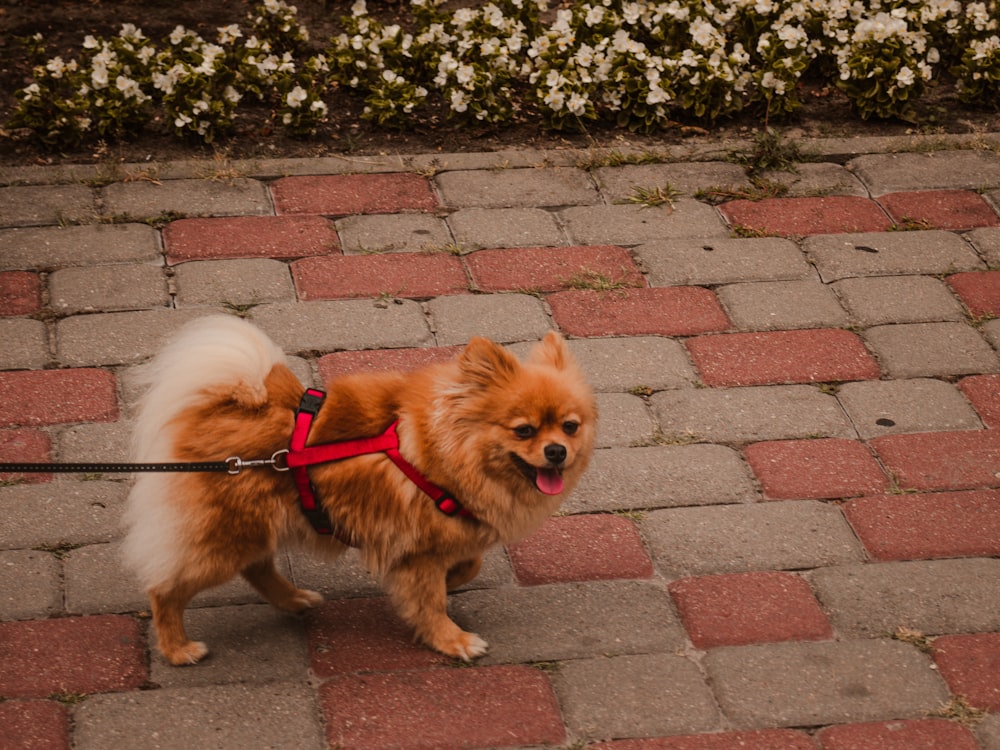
[9,0,999,148]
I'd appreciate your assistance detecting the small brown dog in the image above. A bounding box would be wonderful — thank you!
[123,315,596,665]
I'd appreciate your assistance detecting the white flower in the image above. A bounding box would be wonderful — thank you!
[585,5,605,26]
[91,64,109,89]
[169,26,187,45]
[567,91,589,114]
[119,23,145,42]
[22,83,41,99]
[218,24,242,44]
[115,75,144,100]
[83,35,99,49]
[224,85,242,104]
[174,112,192,128]
[689,18,720,48]
[896,65,915,87]
[456,63,475,86]
[450,89,469,112]
[46,57,67,78]
[543,86,565,111]
[286,85,308,107]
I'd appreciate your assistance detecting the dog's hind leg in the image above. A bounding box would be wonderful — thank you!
[149,576,220,666]
[240,557,323,613]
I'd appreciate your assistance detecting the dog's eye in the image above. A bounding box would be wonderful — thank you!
[513,424,536,439]
[562,420,579,435]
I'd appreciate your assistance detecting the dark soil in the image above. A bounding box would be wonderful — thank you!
[1,0,997,167]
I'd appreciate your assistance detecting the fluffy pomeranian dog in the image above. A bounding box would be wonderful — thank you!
[123,315,596,665]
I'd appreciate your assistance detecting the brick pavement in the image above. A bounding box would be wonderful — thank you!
[1,137,999,749]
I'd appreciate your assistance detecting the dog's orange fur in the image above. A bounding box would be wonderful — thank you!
[124,318,596,665]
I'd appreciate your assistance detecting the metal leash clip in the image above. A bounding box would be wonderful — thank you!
[225,449,290,475]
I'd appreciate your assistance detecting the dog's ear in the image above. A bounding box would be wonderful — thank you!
[459,337,520,386]
[528,330,572,370]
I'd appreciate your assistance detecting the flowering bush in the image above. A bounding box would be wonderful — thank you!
[8,0,999,148]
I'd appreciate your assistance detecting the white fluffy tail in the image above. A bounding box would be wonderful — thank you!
[123,314,288,589]
[131,314,288,462]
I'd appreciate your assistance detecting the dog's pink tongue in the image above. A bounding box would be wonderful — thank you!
[535,468,564,496]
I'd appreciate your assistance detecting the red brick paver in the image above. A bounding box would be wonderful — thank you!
[0,369,117,428]
[591,729,815,749]
[719,196,892,236]
[307,598,446,678]
[668,571,832,649]
[959,374,1000,428]
[744,438,888,500]
[843,489,1000,560]
[933,633,1000,711]
[548,287,729,337]
[0,615,147,698]
[686,329,880,387]
[0,700,70,750]
[465,245,644,292]
[0,429,51,482]
[292,253,467,300]
[817,718,980,750]
[162,215,340,262]
[320,665,565,750]
[869,430,1000,491]
[318,346,459,381]
[272,173,439,215]
[0,271,41,315]
[878,190,1000,230]
[507,514,653,585]
[947,270,1000,318]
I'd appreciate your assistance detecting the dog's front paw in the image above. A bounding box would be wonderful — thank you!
[436,630,489,662]
[289,588,324,612]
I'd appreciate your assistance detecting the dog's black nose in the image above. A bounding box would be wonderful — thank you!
[544,443,567,464]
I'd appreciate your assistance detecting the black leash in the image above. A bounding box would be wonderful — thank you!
[0,451,289,476]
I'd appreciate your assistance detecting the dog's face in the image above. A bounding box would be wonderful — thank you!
[449,332,597,501]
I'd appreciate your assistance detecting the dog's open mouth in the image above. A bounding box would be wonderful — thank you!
[510,453,565,496]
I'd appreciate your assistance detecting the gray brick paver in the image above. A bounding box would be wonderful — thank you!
[863,322,1000,378]
[446,207,567,250]
[172,258,297,307]
[0,481,127,549]
[561,201,730,245]
[336,212,453,254]
[642,501,864,577]
[101,177,272,219]
[0,184,97,227]
[0,549,61,620]
[435,167,599,209]
[651,385,857,444]
[837,378,984,438]
[848,150,1000,195]
[804,230,985,281]
[593,161,749,202]
[427,292,552,345]
[554,653,722,740]
[706,639,950,728]
[0,318,50,369]
[809,558,1000,637]
[48,264,168,314]
[450,580,685,664]
[73,683,326,750]
[636,237,813,286]
[566,444,757,514]
[0,223,160,270]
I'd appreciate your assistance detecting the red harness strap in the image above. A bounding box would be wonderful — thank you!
[286,388,474,537]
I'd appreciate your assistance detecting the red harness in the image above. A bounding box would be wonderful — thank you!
[286,388,474,539]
